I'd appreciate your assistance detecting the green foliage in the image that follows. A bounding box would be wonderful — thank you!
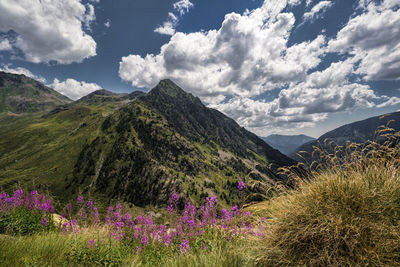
[67,239,126,266]
[0,207,54,235]
[0,229,253,267]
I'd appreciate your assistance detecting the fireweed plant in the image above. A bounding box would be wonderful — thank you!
[0,180,265,259]
[0,189,55,235]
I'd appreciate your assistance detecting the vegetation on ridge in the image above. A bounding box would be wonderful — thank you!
[1,129,400,266]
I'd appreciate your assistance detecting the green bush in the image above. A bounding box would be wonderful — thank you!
[0,207,54,235]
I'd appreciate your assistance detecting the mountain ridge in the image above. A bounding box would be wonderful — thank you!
[0,74,296,207]
[0,71,71,113]
[292,111,400,162]
[262,134,316,157]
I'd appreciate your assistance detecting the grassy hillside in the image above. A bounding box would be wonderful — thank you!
[0,71,71,113]
[0,104,116,200]
[0,79,295,208]
[1,131,399,266]
[68,80,295,207]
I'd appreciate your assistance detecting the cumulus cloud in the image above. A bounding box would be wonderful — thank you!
[154,0,193,36]
[0,0,97,64]
[211,59,384,134]
[328,0,400,80]
[0,38,12,51]
[51,78,102,100]
[123,0,326,100]
[0,65,46,83]
[303,1,333,22]
[121,0,400,135]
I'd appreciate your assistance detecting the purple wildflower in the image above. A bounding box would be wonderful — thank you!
[87,200,93,209]
[238,181,246,191]
[171,193,179,202]
[77,195,84,205]
[179,239,190,254]
[87,239,96,248]
[167,204,174,212]
[41,217,48,227]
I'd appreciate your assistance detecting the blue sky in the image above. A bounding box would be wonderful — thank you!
[0,0,399,137]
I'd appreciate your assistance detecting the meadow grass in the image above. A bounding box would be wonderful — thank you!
[247,128,400,266]
[1,128,400,266]
[0,229,252,266]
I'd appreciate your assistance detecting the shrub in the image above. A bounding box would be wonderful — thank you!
[250,129,400,266]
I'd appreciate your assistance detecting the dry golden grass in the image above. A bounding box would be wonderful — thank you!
[247,126,400,266]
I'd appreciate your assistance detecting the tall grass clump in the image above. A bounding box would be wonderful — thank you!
[250,126,400,266]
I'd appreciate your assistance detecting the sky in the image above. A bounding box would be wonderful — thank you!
[0,0,400,138]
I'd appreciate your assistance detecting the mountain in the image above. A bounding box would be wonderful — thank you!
[0,76,296,207]
[0,71,71,113]
[70,80,296,206]
[262,134,315,156]
[293,111,400,162]
[75,89,145,106]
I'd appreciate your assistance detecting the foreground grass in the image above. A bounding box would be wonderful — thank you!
[248,132,400,266]
[2,130,400,266]
[0,229,252,266]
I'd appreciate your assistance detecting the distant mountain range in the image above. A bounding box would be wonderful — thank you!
[0,72,295,206]
[262,134,315,157]
[292,112,400,163]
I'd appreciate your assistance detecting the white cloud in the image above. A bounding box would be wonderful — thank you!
[376,96,400,108]
[0,0,97,64]
[306,0,315,6]
[0,38,12,51]
[84,4,96,31]
[211,59,383,134]
[154,13,179,35]
[123,0,326,99]
[104,19,111,28]
[51,78,102,100]
[303,1,333,22]
[173,0,194,16]
[0,65,46,83]
[328,0,400,80]
[154,0,193,36]
[121,0,400,135]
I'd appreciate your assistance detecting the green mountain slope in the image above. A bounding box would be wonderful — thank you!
[69,80,296,207]
[292,111,400,163]
[0,71,71,113]
[0,77,296,207]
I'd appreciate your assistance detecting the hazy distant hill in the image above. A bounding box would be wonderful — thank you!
[0,71,71,113]
[292,112,400,162]
[262,134,315,156]
[0,75,296,206]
